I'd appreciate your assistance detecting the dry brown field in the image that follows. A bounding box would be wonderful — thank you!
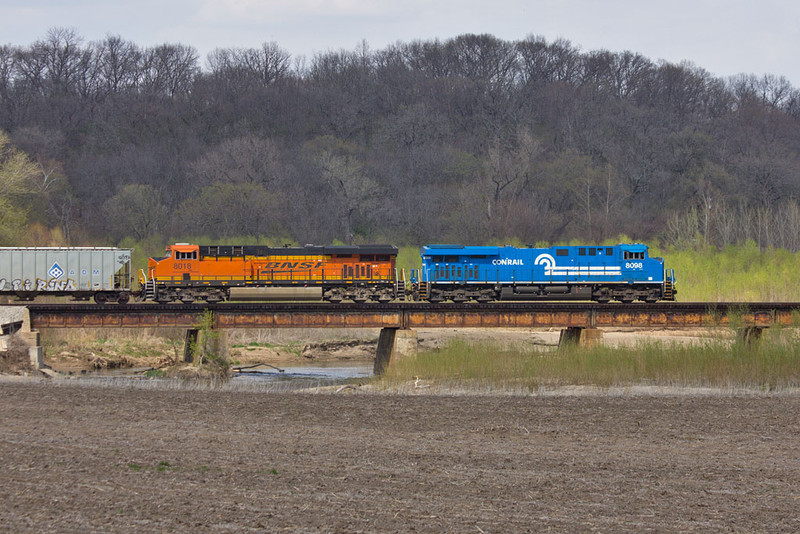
[1,379,799,532]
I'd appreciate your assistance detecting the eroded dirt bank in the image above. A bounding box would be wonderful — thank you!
[1,380,798,532]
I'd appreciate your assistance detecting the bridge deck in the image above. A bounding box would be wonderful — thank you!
[19,302,800,330]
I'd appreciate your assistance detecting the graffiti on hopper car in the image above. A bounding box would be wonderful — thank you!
[0,278,77,292]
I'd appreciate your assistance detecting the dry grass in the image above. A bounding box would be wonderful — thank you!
[380,327,800,392]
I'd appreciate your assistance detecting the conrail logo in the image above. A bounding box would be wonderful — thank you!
[259,261,324,270]
[492,258,524,266]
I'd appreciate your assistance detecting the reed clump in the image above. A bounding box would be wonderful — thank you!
[381,330,800,392]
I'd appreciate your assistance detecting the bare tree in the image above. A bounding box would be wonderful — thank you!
[92,35,142,95]
[177,182,277,238]
[191,135,288,189]
[318,150,378,243]
[141,43,199,97]
[102,184,168,241]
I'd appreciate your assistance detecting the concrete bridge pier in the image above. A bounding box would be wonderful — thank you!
[0,306,43,370]
[183,328,229,363]
[558,327,604,348]
[737,326,764,345]
[374,328,418,375]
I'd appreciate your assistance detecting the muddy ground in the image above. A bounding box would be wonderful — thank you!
[0,379,798,533]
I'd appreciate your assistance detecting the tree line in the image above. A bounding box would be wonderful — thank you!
[1,27,799,250]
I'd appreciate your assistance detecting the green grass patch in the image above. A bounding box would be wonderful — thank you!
[381,333,800,391]
[648,241,800,302]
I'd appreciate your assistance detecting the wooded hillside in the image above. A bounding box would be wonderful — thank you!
[2,28,799,248]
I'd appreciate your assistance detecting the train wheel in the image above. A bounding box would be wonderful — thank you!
[94,293,108,304]
[117,292,130,304]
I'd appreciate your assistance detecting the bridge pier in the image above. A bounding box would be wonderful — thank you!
[0,306,43,370]
[374,328,418,375]
[737,326,764,345]
[558,327,603,348]
[183,328,228,363]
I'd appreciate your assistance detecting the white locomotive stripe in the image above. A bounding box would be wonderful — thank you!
[547,268,621,271]
[546,270,622,276]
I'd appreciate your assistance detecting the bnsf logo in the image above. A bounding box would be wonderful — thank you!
[260,261,324,270]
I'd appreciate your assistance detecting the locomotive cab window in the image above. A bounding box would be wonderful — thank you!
[624,251,645,260]
[176,251,197,260]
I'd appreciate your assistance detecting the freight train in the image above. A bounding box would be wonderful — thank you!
[0,243,676,304]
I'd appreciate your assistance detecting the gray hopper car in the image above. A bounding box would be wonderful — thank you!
[0,247,133,304]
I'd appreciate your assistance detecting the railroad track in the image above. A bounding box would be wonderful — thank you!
[11,301,800,313]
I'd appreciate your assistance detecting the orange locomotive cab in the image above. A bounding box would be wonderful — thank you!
[143,244,398,304]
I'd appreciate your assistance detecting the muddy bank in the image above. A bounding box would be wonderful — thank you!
[1,380,798,532]
[11,326,746,376]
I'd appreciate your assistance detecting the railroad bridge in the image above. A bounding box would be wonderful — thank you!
[9,302,800,374]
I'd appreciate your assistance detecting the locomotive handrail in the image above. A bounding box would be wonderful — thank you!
[153,272,395,283]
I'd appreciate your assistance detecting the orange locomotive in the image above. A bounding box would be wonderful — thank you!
[140,243,399,303]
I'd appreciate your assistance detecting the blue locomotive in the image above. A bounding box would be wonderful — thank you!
[417,244,676,303]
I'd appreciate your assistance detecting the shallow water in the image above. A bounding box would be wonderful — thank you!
[233,361,373,383]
